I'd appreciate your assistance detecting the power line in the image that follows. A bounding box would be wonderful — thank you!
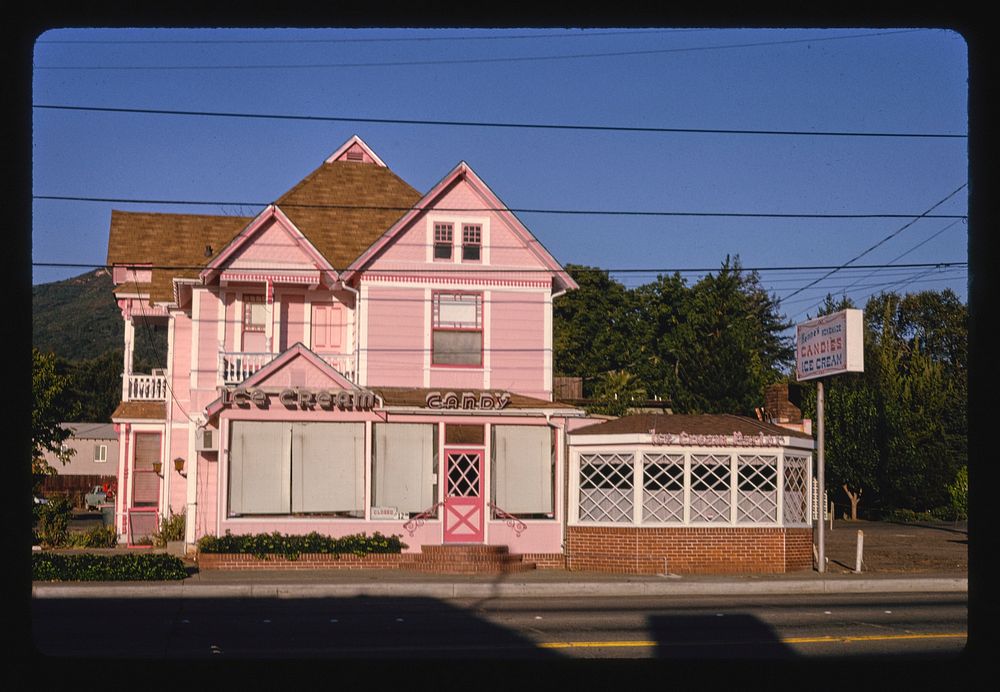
[32,260,968,275]
[32,195,969,219]
[32,105,968,140]
[777,183,968,304]
[35,28,703,45]
[33,30,924,71]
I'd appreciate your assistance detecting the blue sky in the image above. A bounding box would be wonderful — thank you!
[31,27,968,325]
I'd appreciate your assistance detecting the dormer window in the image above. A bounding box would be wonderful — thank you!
[434,223,454,260]
[462,224,482,262]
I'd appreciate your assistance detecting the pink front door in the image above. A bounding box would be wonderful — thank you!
[443,449,484,542]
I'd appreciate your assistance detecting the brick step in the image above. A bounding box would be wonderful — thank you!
[400,544,536,574]
[400,559,537,574]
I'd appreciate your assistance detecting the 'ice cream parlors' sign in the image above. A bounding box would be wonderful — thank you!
[795,309,864,381]
[218,386,378,411]
[649,430,785,447]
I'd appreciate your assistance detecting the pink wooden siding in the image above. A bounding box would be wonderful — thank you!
[169,433,187,516]
[489,291,546,397]
[280,293,306,351]
[170,315,192,402]
[196,292,221,389]
[365,286,425,386]
[227,218,314,268]
[223,292,237,352]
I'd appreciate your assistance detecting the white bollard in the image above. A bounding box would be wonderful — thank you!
[855,530,864,573]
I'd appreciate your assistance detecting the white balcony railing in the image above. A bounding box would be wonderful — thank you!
[219,351,356,385]
[126,374,168,401]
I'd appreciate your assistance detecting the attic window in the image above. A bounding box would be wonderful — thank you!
[434,223,454,260]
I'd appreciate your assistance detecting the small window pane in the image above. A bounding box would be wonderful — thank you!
[432,331,482,365]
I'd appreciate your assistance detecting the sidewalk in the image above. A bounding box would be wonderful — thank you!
[32,565,968,600]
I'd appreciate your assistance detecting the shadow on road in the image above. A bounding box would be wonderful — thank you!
[648,613,795,659]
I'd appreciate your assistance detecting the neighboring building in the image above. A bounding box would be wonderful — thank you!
[105,135,814,572]
[38,423,118,502]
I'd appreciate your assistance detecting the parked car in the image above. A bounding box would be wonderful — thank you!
[84,485,114,511]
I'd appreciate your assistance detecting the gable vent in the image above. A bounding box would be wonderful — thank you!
[346,150,365,162]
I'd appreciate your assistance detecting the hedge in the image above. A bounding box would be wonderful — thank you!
[196,531,406,560]
[32,552,189,582]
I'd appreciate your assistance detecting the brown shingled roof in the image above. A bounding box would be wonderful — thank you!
[275,161,422,269]
[570,413,813,440]
[105,160,422,305]
[111,401,167,421]
[107,211,253,304]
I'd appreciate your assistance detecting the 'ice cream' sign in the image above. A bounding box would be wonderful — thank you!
[795,309,864,381]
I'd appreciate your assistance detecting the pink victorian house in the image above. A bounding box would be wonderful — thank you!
[107,136,588,561]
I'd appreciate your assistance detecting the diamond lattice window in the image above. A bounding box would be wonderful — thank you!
[578,453,634,523]
[737,455,778,523]
[642,453,685,523]
[690,454,731,523]
[782,455,810,524]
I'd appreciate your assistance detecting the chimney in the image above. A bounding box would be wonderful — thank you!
[763,383,812,435]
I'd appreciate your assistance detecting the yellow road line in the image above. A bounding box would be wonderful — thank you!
[538,632,966,649]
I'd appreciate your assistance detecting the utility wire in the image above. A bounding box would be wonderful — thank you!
[32,104,968,140]
[35,28,705,45]
[32,194,969,219]
[33,29,924,70]
[777,183,968,304]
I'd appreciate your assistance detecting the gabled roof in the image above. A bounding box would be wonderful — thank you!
[274,155,422,270]
[198,205,338,288]
[342,161,578,292]
[204,343,365,417]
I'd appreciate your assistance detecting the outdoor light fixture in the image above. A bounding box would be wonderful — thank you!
[174,457,186,476]
[152,460,163,476]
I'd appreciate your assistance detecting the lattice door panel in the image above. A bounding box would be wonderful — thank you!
[444,450,484,542]
[642,453,684,522]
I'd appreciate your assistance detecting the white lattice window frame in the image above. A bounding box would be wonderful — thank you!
[737,454,779,523]
[688,453,733,524]
[575,451,637,524]
[641,452,686,524]
[781,453,812,526]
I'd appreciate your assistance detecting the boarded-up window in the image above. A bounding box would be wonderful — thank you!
[372,423,437,516]
[492,425,554,517]
[228,422,364,517]
[131,433,161,507]
[292,423,364,514]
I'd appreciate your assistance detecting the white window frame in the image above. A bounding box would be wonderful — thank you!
[94,444,108,463]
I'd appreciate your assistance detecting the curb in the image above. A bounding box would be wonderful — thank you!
[32,577,968,600]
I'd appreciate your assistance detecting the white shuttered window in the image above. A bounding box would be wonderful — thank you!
[492,425,553,516]
[372,423,436,515]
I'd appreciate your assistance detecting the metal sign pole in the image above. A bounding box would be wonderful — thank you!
[817,378,825,573]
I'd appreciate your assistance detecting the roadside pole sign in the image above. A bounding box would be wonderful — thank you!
[795,308,864,381]
[795,308,864,574]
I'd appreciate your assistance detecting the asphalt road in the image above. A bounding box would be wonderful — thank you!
[31,592,967,661]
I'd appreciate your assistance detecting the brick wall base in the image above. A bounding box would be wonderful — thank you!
[566,526,814,575]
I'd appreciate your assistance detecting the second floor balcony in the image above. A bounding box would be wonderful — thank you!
[220,351,356,386]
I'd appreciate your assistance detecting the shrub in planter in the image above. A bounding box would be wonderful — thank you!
[32,552,188,581]
[197,531,406,560]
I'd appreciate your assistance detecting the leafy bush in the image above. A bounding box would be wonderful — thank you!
[947,466,968,520]
[66,524,118,549]
[197,531,407,559]
[153,510,186,547]
[36,497,72,547]
[32,552,188,581]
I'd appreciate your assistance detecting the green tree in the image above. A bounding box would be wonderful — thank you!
[32,348,81,476]
[589,369,648,417]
